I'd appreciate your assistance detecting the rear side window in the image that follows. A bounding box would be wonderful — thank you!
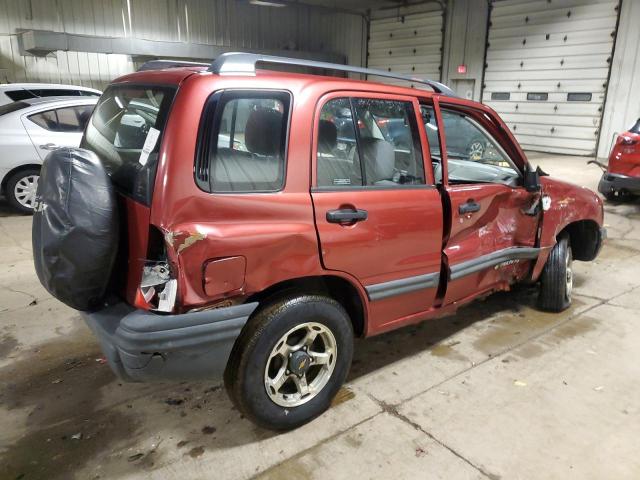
[316,97,425,188]
[81,85,176,205]
[28,105,94,132]
[6,88,86,101]
[196,90,290,193]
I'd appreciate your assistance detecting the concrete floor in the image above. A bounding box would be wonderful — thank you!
[1,154,640,480]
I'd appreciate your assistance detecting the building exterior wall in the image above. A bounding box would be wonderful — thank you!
[598,0,640,159]
[0,0,366,90]
[442,0,489,101]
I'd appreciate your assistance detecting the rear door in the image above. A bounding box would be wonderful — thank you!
[311,92,443,332]
[425,101,541,305]
[22,104,94,160]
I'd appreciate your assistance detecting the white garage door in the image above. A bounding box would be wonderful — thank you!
[483,0,619,156]
[367,11,443,88]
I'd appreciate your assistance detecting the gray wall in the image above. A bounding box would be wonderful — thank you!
[442,0,488,101]
[0,0,366,90]
[598,0,640,159]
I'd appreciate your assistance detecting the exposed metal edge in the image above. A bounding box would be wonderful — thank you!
[209,52,457,96]
[366,272,440,301]
[449,247,540,281]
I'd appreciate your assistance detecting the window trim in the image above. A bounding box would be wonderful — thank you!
[194,88,293,194]
[313,91,429,191]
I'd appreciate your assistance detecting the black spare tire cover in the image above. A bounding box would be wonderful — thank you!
[32,148,118,311]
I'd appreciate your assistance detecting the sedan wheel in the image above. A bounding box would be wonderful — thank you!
[6,168,40,214]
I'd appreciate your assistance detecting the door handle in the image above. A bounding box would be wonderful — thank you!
[459,201,481,214]
[39,143,58,151]
[326,208,368,224]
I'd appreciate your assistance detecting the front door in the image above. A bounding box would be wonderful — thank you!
[424,102,541,306]
[311,92,443,332]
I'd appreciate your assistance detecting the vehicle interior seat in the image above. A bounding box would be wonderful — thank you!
[360,137,396,185]
[212,107,283,191]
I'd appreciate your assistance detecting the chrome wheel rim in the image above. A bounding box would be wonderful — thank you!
[264,322,337,408]
[468,141,484,160]
[565,248,573,300]
[14,174,39,209]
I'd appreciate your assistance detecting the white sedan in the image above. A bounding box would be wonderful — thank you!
[0,96,98,213]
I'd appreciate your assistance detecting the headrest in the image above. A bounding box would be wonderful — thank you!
[360,137,395,183]
[318,120,337,153]
[245,108,283,156]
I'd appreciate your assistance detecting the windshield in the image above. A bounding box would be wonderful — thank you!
[81,85,176,205]
[630,118,640,134]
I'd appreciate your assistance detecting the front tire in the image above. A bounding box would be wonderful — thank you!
[224,294,353,430]
[6,168,40,214]
[538,235,573,312]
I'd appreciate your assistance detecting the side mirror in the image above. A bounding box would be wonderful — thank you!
[523,168,541,192]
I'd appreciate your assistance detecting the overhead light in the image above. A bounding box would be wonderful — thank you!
[249,0,287,7]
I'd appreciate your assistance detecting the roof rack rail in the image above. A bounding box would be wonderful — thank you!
[137,59,209,72]
[209,52,456,97]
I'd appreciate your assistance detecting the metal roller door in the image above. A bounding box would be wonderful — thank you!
[367,10,444,87]
[483,0,620,156]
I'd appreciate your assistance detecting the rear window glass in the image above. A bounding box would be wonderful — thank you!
[0,101,29,116]
[196,90,290,193]
[81,85,176,205]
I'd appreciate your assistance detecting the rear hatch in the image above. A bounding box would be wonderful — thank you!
[80,83,177,309]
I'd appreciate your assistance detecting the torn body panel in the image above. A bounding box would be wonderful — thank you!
[530,177,605,282]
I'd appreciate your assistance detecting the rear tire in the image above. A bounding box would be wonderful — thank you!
[224,294,353,431]
[6,168,40,214]
[538,235,573,312]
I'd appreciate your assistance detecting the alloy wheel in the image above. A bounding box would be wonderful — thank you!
[264,322,337,408]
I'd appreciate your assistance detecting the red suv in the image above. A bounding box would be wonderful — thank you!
[32,53,605,430]
[598,118,640,201]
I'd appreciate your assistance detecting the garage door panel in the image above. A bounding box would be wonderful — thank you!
[483,80,606,93]
[491,2,617,27]
[487,43,612,60]
[515,133,597,154]
[493,0,611,14]
[487,54,610,72]
[488,29,614,50]
[484,0,618,155]
[485,68,610,82]
[486,101,603,116]
[368,10,443,86]
[496,113,601,128]
[490,17,616,40]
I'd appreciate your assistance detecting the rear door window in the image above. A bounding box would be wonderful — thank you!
[196,90,290,193]
[81,85,176,205]
[317,97,425,187]
[28,105,94,132]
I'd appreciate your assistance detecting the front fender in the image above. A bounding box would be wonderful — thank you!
[531,177,604,281]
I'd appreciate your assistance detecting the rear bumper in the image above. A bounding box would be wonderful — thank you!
[598,172,640,195]
[82,301,258,382]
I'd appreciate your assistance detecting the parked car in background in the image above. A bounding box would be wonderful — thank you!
[0,96,98,212]
[597,118,640,201]
[32,53,605,431]
[0,83,101,106]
